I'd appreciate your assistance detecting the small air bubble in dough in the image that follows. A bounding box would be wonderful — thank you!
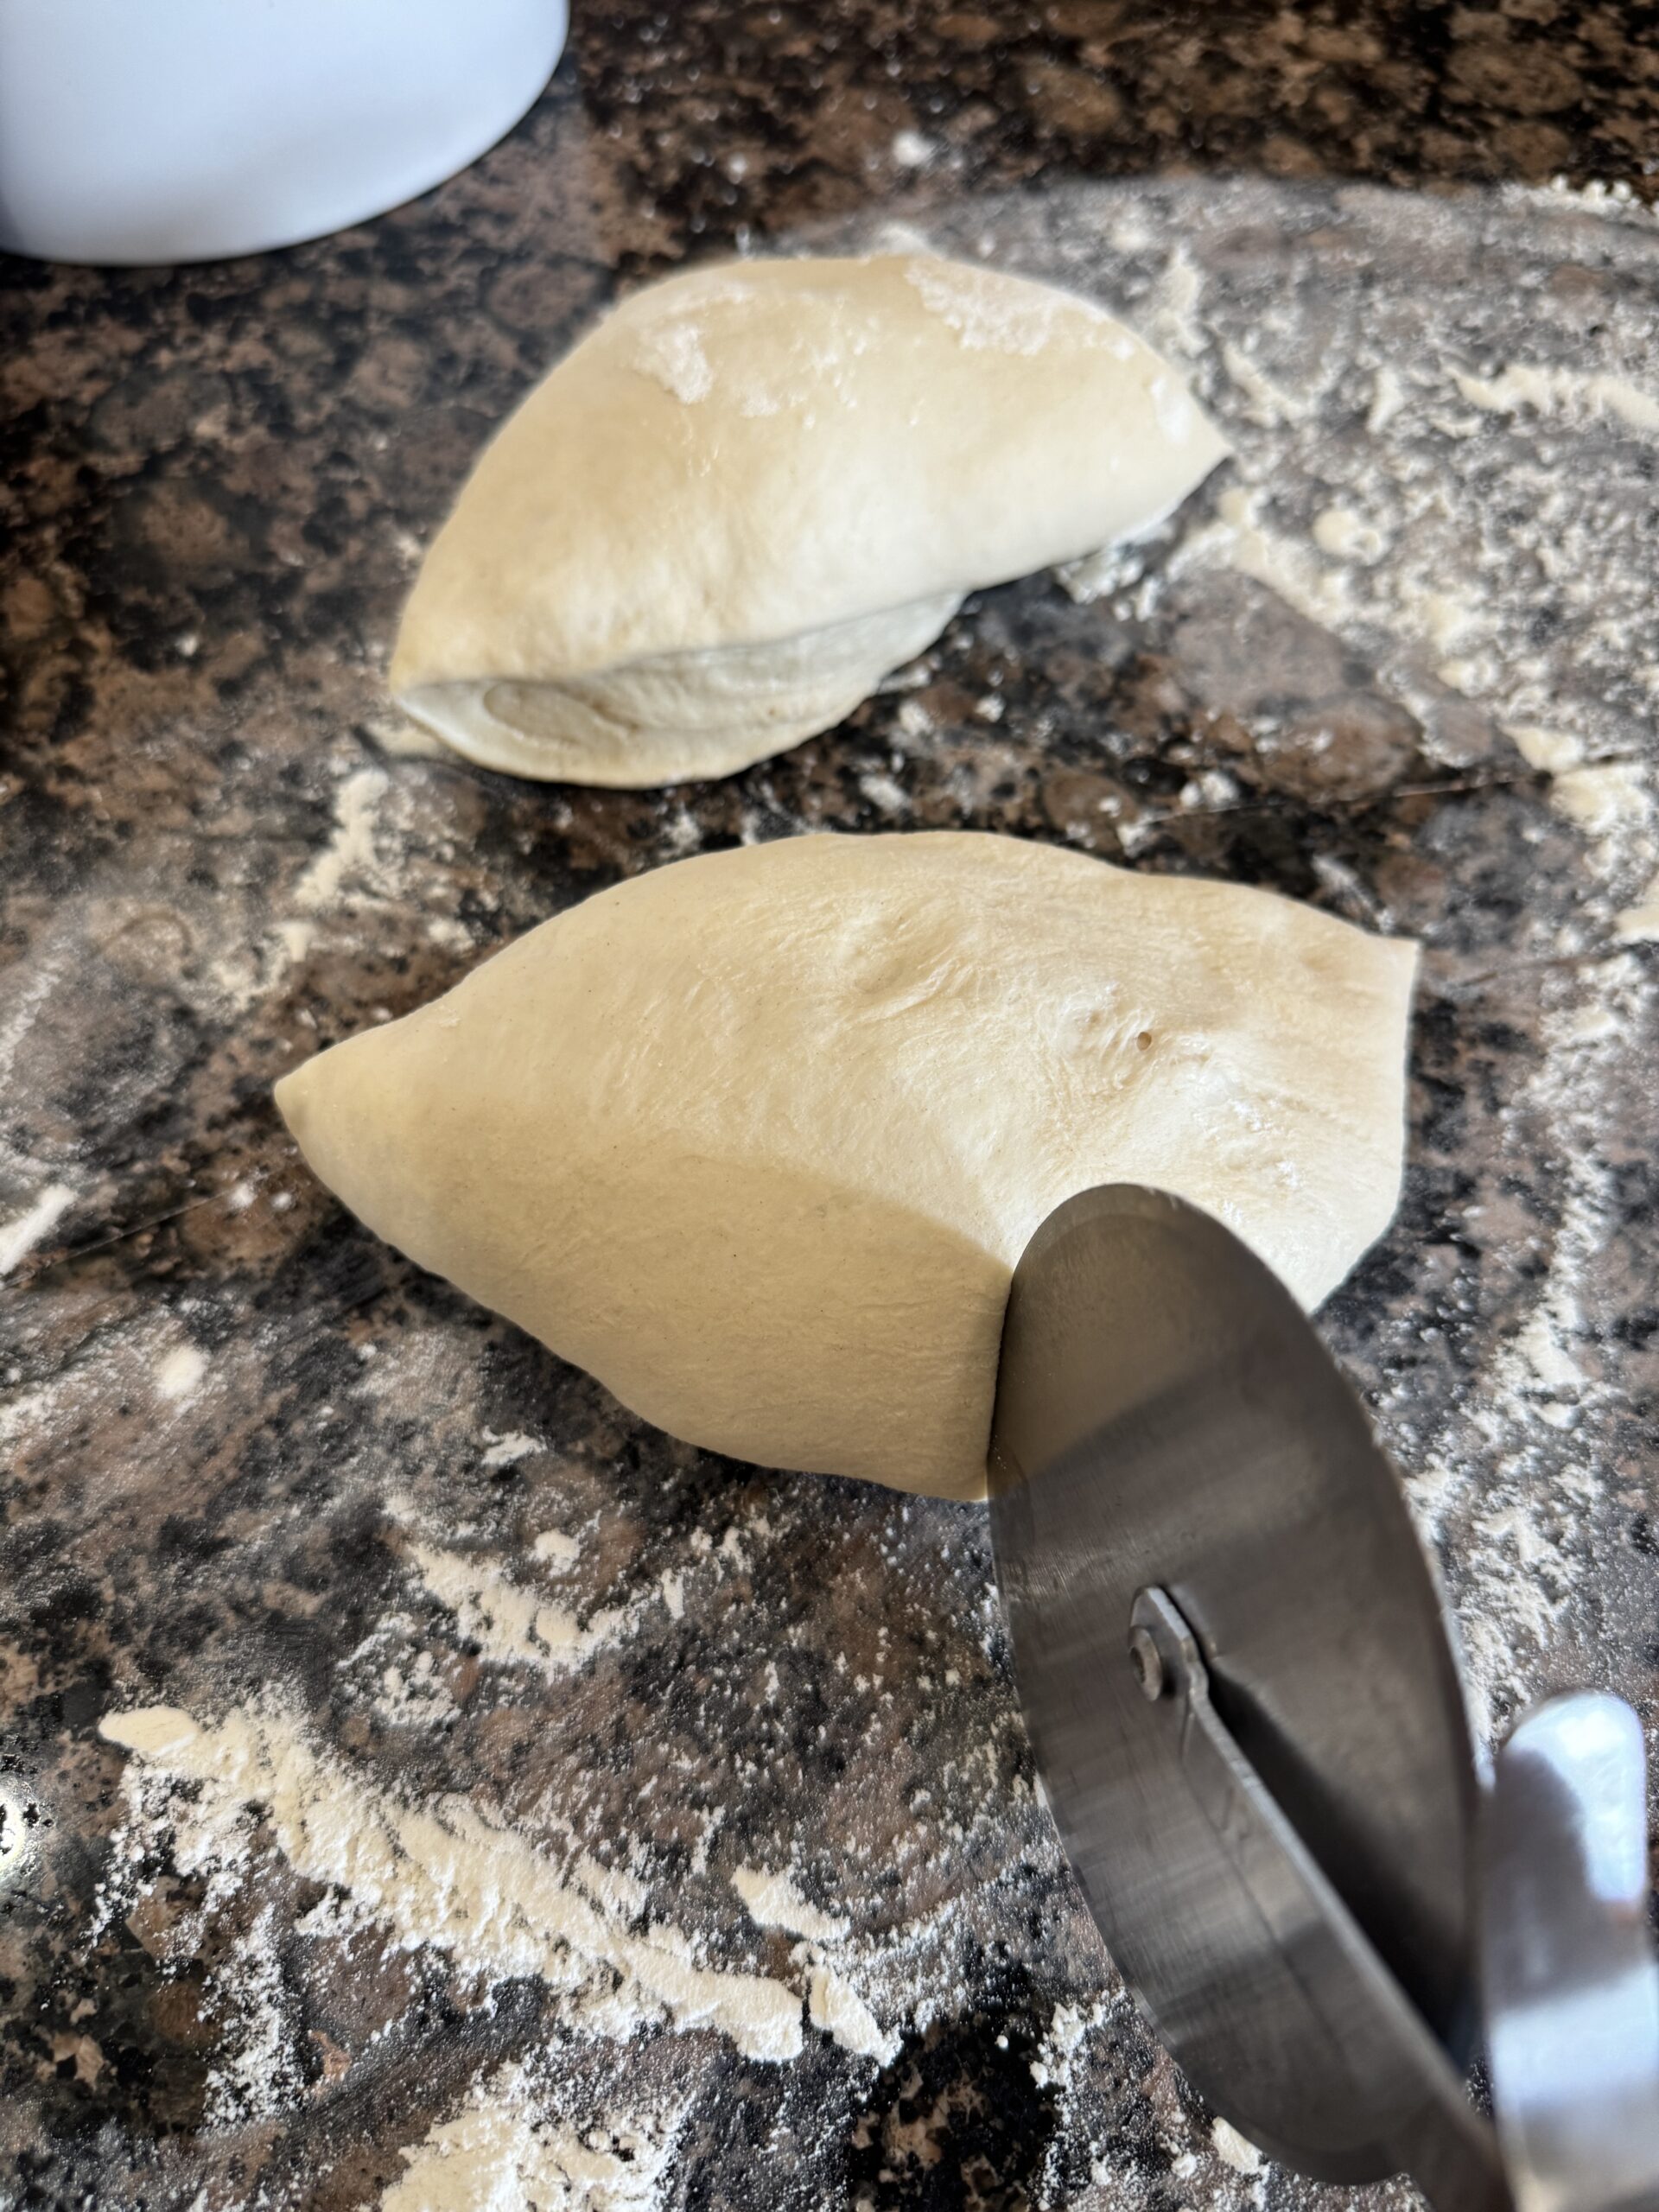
[275,833,1416,1499]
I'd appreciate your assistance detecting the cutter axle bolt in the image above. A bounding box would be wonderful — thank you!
[1128,1624,1166,1701]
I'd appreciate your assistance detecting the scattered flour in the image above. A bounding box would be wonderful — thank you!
[480,1429,541,1470]
[1507,725,1586,774]
[201,1904,302,2130]
[381,2063,683,2212]
[293,766,391,912]
[0,952,64,1087]
[370,1638,459,1730]
[729,1864,906,2064]
[903,257,1097,357]
[1454,363,1659,439]
[99,1705,804,2063]
[1143,240,1205,364]
[731,1865,849,1944]
[407,1541,634,1677]
[0,1179,73,1275]
[1056,536,1158,607]
[859,768,909,816]
[630,318,714,405]
[1548,760,1651,847]
[1090,201,1659,800]
[1535,175,1651,218]
[1028,1999,1091,2090]
[806,1965,899,2065]
[1211,2118,1264,2174]
[155,1343,208,1403]
[1399,950,1648,1724]
[1310,505,1387,564]
[0,1784,35,1884]
[1616,874,1659,942]
[273,918,315,973]
[1202,484,1348,629]
[1366,363,1409,434]
[1219,338,1311,428]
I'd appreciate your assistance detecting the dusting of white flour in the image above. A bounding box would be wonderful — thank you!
[380,2063,683,2212]
[732,1864,849,1944]
[629,317,715,405]
[154,1342,208,1403]
[292,766,392,913]
[903,257,1086,355]
[807,1964,899,2065]
[405,1540,635,1677]
[0,1179,73,1276]
[99,1703,804,2063]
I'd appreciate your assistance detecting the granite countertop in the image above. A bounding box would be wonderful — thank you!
[3,8,1658,2211]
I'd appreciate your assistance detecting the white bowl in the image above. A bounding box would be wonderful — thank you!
[0,0,568,265]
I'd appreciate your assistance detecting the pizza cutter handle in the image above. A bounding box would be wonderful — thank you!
[1482,1692,1659,2212]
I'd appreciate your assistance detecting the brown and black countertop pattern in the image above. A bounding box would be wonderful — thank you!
[3,7,1658,2210]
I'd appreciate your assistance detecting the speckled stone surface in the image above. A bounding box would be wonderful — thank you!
[3,13,1659,2212]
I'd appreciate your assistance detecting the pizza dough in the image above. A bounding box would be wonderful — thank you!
[389,255,1229,785]
[275,834,1416,1500]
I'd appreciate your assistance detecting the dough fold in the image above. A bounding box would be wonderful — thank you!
[390,255,1229,785]
[275,834,1416,1500]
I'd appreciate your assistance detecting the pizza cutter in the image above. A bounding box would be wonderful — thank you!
[988,1184,1659,2212]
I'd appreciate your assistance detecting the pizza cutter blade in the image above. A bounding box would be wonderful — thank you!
[986,1183,1502,2205]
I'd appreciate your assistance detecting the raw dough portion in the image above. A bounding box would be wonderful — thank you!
[276,835,1416,1498]
[390,255,1229,785]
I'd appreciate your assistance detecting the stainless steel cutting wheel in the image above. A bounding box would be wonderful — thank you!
[988,1185,1495,2197]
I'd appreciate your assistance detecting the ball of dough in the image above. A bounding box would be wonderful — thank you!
[275,835,1416,1500]
[389,256,1229,785]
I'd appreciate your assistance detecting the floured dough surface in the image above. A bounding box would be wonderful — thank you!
[390,254,1229,785]
[275,833,1416,1498]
